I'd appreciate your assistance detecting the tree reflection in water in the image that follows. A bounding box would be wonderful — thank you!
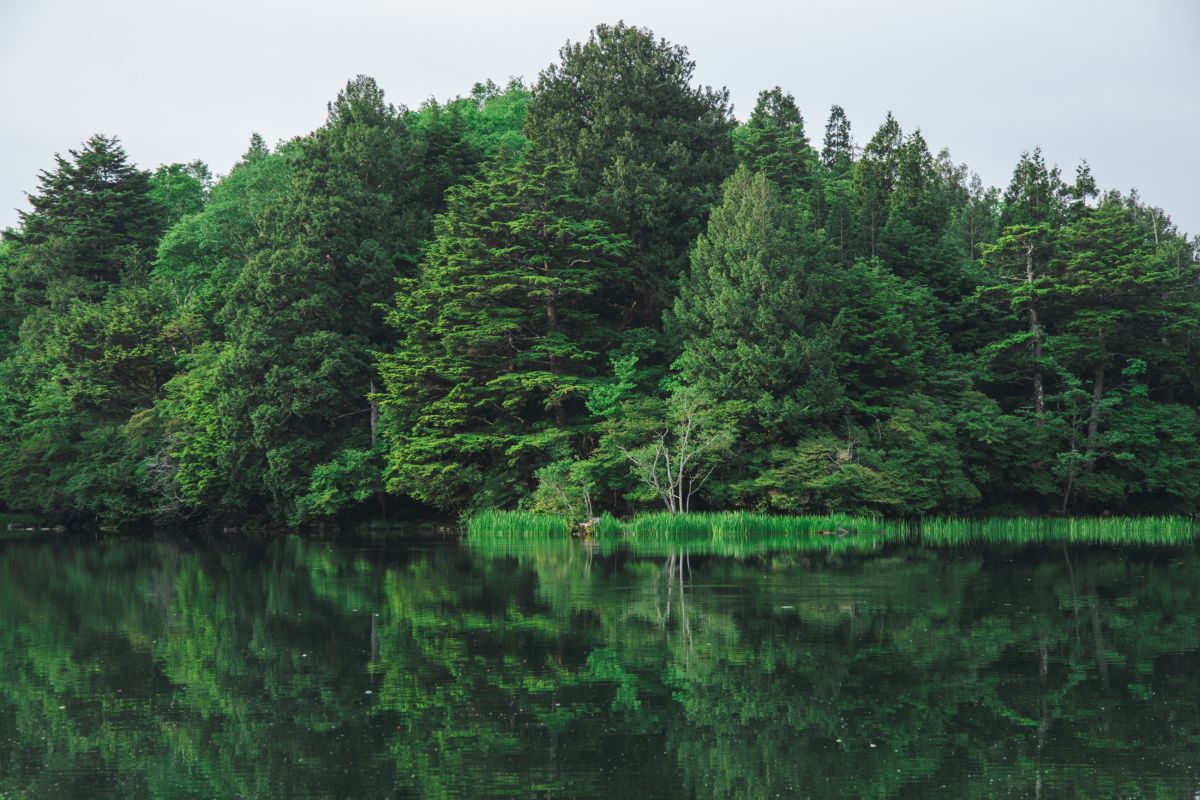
[0,532,1197,798]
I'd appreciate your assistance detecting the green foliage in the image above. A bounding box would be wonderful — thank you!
[148,159,212,226]
[3,134,163,310]
[0,24,1196,524]
[669,167,837,436]
[466,509,573,536]
[733,87,815,196]
[378,148,630,513]
[525,21,736,322]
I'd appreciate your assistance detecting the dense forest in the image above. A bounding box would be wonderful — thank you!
[1,22,1197,526]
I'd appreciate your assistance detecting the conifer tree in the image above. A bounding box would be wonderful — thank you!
[378,149,629,512]
[819,105,856,258]
[669,167,838,438]
[734,87,815,196]
[821,105,854,175]
[525,22,736,323]
[4,134,163,309]
[853,113,904,258]
[192,77,463,521]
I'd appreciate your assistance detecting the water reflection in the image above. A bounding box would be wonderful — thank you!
[0,533,1197,798]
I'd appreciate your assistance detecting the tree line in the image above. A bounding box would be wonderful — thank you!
[1,22,1197,525]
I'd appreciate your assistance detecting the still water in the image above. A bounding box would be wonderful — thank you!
[0,531,1197,799]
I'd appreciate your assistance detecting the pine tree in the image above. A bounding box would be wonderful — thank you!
[853,113,904,258]
[669,167,839,438]
[4,134,163,309]
[1000,148,1066,229]
[734,87,815,196]
[524,22,736,323]
[821,105,854,175]
[818,105,856,258]
[189,77,460,521]
[378,149,629,512]
[0,135,170,521]
[877,131,971,314]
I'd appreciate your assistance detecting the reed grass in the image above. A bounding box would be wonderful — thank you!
[466,509,1200,553]
[466,510,572,537]
[918,515,1198,547]
[597,511,906,556]
[613,510,900,537]
[467,510,904,556]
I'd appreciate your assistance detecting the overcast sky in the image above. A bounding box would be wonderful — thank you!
[2,0,1197,235]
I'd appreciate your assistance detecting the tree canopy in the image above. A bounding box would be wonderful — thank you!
[0,22,1196,525]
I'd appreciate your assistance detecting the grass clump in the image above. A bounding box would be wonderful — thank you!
[919,515,1198,547]
[466,510,572,537]
[599,511,904,557]
[465,510,1200,557]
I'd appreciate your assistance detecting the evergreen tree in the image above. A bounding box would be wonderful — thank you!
[818,105,856,258]
[852,112,904,258]
[821,105,854,175]
[733,87,815,196]
[173,76,470,522]
[0,135,171,521]
[877,131,972,316]
[524,21,736,323]
[4,134,163,310]
[1048,198,1192,510]
[1000,148,1066,229]
[378,150,629,512]
[669,167,838,438]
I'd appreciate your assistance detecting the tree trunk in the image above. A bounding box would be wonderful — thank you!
[1026,243,1045,420]
[544,246,566,427]
[368,380,378,447]
[1084,364,1105,475]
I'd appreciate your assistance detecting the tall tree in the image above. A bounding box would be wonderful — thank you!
[0,136,172,521]
[524,21,736,323]
[4,134,163,310]
[878,131,972,315]
[1048,198,1187,510]
[179,76,469,522]
[378,150,629,513]
[818,105,856,258]
[733,87,815,196]
[1000,148,1066,229]
[669,167,838,438]
[852,113,904,258]
[821,105,854,175]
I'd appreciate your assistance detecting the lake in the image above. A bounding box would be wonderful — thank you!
[1,530,1197,798]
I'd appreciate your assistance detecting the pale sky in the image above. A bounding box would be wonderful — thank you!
[2,0,1197,236]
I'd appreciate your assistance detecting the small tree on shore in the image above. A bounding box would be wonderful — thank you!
[617,389,733,513]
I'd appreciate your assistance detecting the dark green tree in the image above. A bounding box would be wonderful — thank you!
[733,87,816,196]
[176,76,473,522]
[669,167,838,439]
[818,105,856,258]
[852,112,904,258]
[524,21,736,323]
[378,149,629,512]
[0,136,172,520]
[4,134,163,310]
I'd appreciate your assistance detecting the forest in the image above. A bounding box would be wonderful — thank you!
[1,22,1197,526]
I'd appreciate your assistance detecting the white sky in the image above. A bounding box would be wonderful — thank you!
[2,0,1197,235]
